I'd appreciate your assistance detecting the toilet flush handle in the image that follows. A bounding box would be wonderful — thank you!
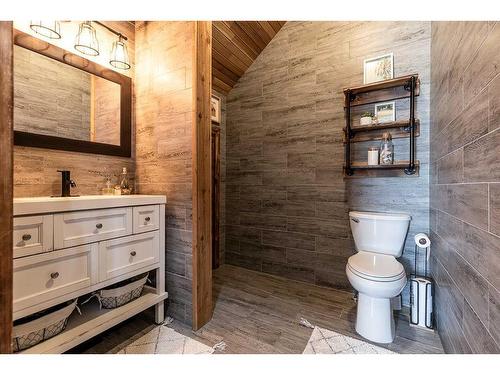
[351,218,359,223]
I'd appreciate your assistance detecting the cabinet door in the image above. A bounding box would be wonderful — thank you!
[133,205,160,234]
[13,215,53,258]
[13,244,98,312]
[98,231,159,282]
[54,207,132,249]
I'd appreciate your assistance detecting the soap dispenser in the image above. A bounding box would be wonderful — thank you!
[119,167,132,195]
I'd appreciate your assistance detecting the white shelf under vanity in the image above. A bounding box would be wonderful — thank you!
[12,195,168,354]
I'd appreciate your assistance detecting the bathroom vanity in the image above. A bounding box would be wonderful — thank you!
[12,195,167,353]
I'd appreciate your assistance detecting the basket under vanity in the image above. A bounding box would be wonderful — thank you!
[12,195,167,353]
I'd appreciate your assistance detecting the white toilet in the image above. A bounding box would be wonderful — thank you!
[346,211,411,344]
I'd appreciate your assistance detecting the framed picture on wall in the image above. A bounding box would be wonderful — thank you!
[211,95,221,124]
[375,101,396,123]
[363,53,394,84]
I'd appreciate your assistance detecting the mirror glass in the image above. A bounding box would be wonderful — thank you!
[13,45,121,146]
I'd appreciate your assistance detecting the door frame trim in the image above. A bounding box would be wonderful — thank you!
[191,21,213,330]
[0,21,14,353]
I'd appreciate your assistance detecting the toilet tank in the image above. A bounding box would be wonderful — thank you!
[349,211,411,257]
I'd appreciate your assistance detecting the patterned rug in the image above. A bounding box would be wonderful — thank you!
[118,325,214,354]
[303,326,396,354]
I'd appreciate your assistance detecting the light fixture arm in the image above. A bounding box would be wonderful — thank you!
[94,21,128,41]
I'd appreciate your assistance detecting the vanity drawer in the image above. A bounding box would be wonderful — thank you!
[98,231,159,282]
[54,207,132,249]
[133,205,160,234]
[13,244,98,312]
[13,215,53,258]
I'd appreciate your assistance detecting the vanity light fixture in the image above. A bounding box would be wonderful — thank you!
[74,21,99,56]
[29,21,61,39]
[109,35,130,70]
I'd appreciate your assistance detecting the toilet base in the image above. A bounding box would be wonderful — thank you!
[355,293,395,344]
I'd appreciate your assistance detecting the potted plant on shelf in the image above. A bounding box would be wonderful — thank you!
[360,112,374,126]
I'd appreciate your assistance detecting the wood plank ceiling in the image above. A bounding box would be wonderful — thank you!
[212,21,286,94]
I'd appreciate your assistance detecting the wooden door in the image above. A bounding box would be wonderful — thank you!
[211,125,221,269]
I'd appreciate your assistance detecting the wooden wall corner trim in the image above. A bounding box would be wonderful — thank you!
[0,21,14,354]
[191,21,213,331]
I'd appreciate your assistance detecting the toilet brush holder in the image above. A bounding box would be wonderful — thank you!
[409,236,434,331]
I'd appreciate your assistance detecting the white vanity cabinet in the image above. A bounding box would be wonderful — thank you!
[12,195,167,353]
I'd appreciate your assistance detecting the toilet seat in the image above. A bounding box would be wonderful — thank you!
[347,251,405,282]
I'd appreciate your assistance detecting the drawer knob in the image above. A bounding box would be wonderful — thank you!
[22,234,32,241]
[96,223,103,229]
[145,217,151,222]
[50,272,59,279]
[130,251,137,256]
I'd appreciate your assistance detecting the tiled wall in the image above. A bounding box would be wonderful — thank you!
[430,22,500,353]
[225,21,431,301]
[13,21,135,197]
[135,21,195,326]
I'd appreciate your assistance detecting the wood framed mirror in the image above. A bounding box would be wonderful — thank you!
[12,29,132,157]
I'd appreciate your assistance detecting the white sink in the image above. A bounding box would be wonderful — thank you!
[14,195,167,216]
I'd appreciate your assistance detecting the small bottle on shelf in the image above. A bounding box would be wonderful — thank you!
[101,178,114,195]
[379,132,394,165]
[119,167,132,195]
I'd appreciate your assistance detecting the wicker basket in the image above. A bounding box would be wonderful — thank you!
[97,274,148,309]
[12,299,77,352]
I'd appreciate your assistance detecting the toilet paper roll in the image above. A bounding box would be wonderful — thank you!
[414,233,430,248]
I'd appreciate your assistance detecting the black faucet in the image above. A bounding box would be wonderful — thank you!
[57,170,77,197]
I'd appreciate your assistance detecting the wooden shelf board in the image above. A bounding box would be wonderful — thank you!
[344,74,419,95]
[345,120,421,143]
[345,161,420,178]
[21,289,168,354]
[344,75,420,108]
[350,119,419,133]
[351,161,418,169]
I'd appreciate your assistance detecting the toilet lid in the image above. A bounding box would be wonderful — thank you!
[348,252,405,280]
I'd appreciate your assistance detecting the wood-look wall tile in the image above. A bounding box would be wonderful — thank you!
[166,204,187,229]
[225,21,430,297]
[287,216,348,237]
[226,252,262,272]
[433,258,464,325]
[463,23,500,105]
[463,300,499,353]
[464,129,500,182]
[490,184,500,237]
[166,272,193,306]
[463,223,500,290]
[240,185,286,200]
[436,211,464,252]
[240,212,287,231]
[285,200,315,218]
[450,252,490,325]
[166,251,187,277]
[287,185,346,203]
[433,287,472,353]
[489,286,500,346]
[226,225,262,244]
[489,74,500,132]
[262,230,315,251]
[438,148,464,184]
[166,228,192,255]
[438,184,488,229]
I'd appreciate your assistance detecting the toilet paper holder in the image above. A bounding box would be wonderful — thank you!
[409,233,434,330]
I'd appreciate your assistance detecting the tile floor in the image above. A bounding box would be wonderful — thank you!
[71,264,444,354]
